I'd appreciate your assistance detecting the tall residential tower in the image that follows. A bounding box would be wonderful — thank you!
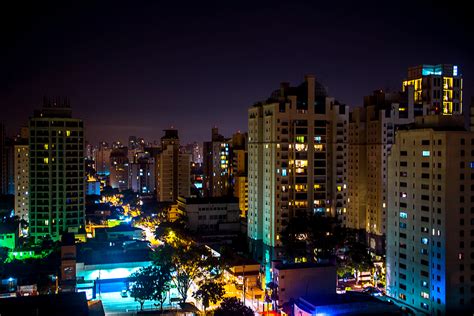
[29,98,85,241]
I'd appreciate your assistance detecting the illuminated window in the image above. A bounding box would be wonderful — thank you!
[296,136,305,143]
[295,160,308,168]
[453,65,458,76]
[314,136,322,143]
[66,130,71,136]
[314,184,321,189]
[44,144,48,150]
[43,157,49,164]
[337,185,342,192]
[421,237,429,245]
[314,144,324,151]
[421,291,430,299]
[400,212,408,219]
[422,151,430,157]
[282,169,287,177]
[295,144,307,151]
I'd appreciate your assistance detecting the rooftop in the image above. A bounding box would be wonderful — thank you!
[274,261,334,271]
[178,196,239,205]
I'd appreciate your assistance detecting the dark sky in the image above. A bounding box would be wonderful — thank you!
[1,0,472,144]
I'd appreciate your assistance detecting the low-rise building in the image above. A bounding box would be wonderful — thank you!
[272,262,337,307]
[94,224,144,241]
[177,196,240,233]
[293,292,402,316]
[0,225,17,250]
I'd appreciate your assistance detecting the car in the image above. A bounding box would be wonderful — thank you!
[120,289,128,298]
[336,286,346,294]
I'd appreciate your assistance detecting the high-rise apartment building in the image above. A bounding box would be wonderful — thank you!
[248,75,348,247]
[95,142,112,176]
[386,115,474,314]
[14,143,29,221]
[346,89,414,252]
[129,151,155,194]
[29,98,85,241]
[402,64,462,116]
[232,131,248,218]
[109,147,129,191]
[156,129,190,202]
[203,128,232,197]
[0,122,5,195]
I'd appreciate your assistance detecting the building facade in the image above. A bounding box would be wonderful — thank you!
[14,144,29,221]
[386,116,474,314]
[29,98,85,241]
[402,64,462,116]
[156,129,190,202]
[346,89,414,252]
[247,75,348,247]
[177,196,240,233]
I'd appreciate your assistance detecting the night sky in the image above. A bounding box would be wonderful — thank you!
[1,1,472,144]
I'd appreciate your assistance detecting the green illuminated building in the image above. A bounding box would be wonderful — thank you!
[29,98,85,241]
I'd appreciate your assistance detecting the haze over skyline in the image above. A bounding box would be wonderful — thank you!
[1,0,472,144]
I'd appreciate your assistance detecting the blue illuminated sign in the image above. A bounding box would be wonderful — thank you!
[453,65,458,76]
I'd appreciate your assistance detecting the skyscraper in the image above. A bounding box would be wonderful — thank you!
[156,129,190,202]
[346,88,414,253]
[247,75,348,247]
[29,98,85,241]
[402,64,462,116]
[386,115,474,314]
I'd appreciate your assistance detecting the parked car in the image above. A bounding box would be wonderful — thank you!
[121,289,128,298]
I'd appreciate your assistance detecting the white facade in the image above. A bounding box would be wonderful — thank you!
[387,116,474,314]
[247,75,348,247]
[178,197,240,232]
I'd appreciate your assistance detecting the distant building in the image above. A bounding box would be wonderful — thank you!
[177,196,240,233]
[128,152,155,194]
[14,143,29,221]
[386,115,474,314]
[94,142,112,175]
[86,177,101,195]
[29,98,85,241]
[203,127,232,198]
[273,262,336,307]
[156,129,190,202]
[402,64,462,116]
[232,132,248,218]
[109,147,129,191]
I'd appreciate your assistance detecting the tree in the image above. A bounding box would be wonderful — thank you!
[193,281,225,313]
[345,240,373,284]
[214,297,253,316]
[153,242,221,304]
[129,266,157,311]
[152,265,172,312]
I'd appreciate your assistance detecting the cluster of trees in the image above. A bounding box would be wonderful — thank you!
[130,222,226,312]
[281,213,374,282]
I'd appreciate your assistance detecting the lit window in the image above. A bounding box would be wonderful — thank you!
[314,136,322,143]
[421,237,429,245]
[422,151,430,157]
[421,291,430,299]
[282,169,287,177]
[43,157,49,164]
[296,136,305,143]
[400,212,408,219]
[44,144,48,150]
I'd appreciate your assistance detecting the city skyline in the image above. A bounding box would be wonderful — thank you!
[1,1,472,144]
